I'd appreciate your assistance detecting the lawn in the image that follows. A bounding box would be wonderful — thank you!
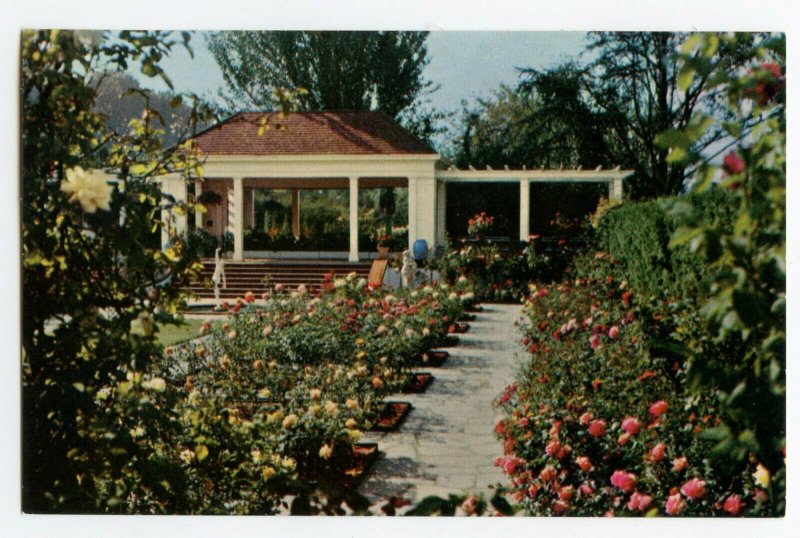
[156,319,208,346]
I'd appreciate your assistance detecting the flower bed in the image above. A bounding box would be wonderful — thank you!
[153,273,475,509]
[494,252,772,517]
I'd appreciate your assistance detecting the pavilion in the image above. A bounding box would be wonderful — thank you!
[160,111,631,262]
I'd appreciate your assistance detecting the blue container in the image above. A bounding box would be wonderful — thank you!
[412,239,428,261]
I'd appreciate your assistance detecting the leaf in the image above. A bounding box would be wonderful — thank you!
[406,495,447,516]
[699,424,731,442]
[677,66,696,92]
[490,492,515,515]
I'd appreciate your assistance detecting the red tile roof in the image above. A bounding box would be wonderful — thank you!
[191,111,436,156]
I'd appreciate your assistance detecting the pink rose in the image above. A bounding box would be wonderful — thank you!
[589,334,601,350]
[610,470,637,492]
[680,478,707,500]
[608,325,620,339]
[579,483,594,496]
[588,419,606,438]
[627,491,653,512]
[545,440,562,458]
[665,493,686,515]
[649,400,669,417]
[621,416,641,435]
[559,486,575,502]
[649,443,666,462]
[723,494,743,516]
[552,500,569,515]
[618,432,631,445]
[579,412,593,426]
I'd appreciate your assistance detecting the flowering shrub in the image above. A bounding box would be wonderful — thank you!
[467,211,495,236]
[495,252,774,516]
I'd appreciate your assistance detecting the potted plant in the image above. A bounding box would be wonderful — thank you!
[376,233,392,259]
[467,211,494,241]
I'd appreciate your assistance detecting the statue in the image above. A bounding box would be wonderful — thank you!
[400,249,417,289]
[211,247,227,306]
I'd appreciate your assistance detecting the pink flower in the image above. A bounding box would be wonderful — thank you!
[618,433,631,445]
[579,483,594,496]
[576,456,593,472]
[672,456,688,473]
[589,334,601,350]
[579,412,594,425]
[588,419,606,438]
[610,470,637,492]
[649,443,666,462]
[495,455,525,475]
[722,151,746,175]
[621,416,641,435]
[545,440,562,458]
[723,494,743,516]
[608,325,620,339]
[665,493,686,515]
[559,486,575,502]
[649,400,669,417]
[627,491,653,512]
[680,478,707,500]
[552,500,569,515]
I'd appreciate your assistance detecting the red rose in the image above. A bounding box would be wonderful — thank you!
[649,400,669,417]
[680,478,707,500]
[723,494,744,516]
[722,151,746,175]
[588,419,606,438]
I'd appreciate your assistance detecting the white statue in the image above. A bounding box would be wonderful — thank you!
[211,247,227,305]
[400,249,417,289]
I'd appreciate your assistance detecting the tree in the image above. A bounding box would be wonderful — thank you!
[21,29,211,512]
[207,31,431,120]
[582,32,762,198]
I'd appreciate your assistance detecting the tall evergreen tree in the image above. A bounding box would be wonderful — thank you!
[207,31,431,120]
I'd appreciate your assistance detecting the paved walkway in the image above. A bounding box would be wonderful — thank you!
[359,303,525,504]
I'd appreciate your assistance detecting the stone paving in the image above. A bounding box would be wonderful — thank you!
[358,303,525,504]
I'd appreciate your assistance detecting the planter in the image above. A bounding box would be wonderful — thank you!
[370,401,412,432]
[402,372,433,394]
[415,350,449,367]
[436,335,460,348]
[303,442,379,490]
[377,246,390,259]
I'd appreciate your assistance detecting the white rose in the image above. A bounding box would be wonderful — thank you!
[60,166,112,213]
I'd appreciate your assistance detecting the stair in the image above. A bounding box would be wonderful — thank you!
[184,259,373,299]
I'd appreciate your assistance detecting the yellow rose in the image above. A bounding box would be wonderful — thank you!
[324,400,339,416]
[345,418,358,429]
[319,444,333,460]
[261,466,276,480]
[309,388,322,400]
[347,430,362,442]
[753,463,770,487]
[282,414,298,429]
[345,398,359,410]
[60,166,112,213]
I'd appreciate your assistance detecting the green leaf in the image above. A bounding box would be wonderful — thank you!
[677,66,696,92]
[699,424,731,442]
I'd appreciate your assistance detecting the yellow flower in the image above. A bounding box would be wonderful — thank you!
[753,463,770,487]
[261,466,276,480]
[319,444,333,460]
[267,410,284,424]
[250,450,262,463]
[308,404,321,415]
[60,166,112,213]
[345,418,358,429]
[282,414,298,429]
[324,400,339,416]
[347,429,362,442]
[257,388,271,399]
[345,398,359,410]
[309,388,322,400]
[281,457,296,471]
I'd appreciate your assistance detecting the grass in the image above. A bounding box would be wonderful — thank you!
[156,319,207,346]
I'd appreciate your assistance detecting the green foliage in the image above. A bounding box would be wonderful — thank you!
[656,33,785,512]
[207,31,431,120]
[21,29,214,513]
[599,188,735,300]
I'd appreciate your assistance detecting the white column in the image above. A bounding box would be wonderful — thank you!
[435,180,447,247]
[349,176,359,262]
[232,176,245,260]
[194,180,203,229]
[160,175,187,249]
[407,177,417,250]
[609,177,624,202]
[519,178,531,241]
[291,189,301,239]
[413,175,437,251]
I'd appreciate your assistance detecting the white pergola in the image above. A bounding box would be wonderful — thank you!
[158,111,631,261]
[162,161,630,261]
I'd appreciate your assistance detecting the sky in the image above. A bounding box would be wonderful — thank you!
[130,31,589,116]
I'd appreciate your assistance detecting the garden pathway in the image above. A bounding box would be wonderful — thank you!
[358,303,525,505]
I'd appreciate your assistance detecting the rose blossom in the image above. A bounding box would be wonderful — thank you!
[649,400,669,417]
[723,494,744,516]
[672,456,688,473]
[579,412,594,425]
[539,465,557,482]
[589,334,602,350]
[649,443,666,462]
[610,470,637,492]
[722,151,746,175]
[588,419,606,437]
[627,491,653,512]
[579,483,594,496]
[665,493,686,516]
[576,456,593,472]
[621,416,642,435]
[680,478,707,500]
[608,325,620,339]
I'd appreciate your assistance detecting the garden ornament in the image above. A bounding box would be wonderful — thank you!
[211,247,227,304]
[401,249,417,289]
